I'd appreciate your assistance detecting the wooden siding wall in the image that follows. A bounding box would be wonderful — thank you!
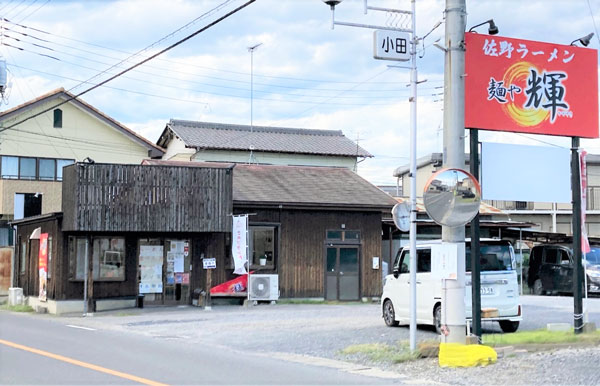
[235,208,384,298]
[62,164,233,233]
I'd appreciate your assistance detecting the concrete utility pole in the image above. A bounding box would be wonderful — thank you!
[442,0,467,344]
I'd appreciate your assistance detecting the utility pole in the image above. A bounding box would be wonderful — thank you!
[442,0,467,344]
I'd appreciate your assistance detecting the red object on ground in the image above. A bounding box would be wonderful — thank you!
[210,271,254,294]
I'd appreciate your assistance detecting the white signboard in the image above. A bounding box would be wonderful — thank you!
[232,215,248,275]
[431,243,460,280]
[139,245,163,294]
[481,142,570,203]
[203,258,216,269]
[373,30,410,61]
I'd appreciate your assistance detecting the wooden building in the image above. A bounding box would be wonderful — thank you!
[13,161,396,313]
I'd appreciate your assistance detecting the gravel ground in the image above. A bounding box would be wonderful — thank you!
[55,302,600,385]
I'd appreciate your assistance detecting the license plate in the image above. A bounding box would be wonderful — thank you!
[481,286,495,295]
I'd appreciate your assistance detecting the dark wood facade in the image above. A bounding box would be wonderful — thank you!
[233,207,384,299]
[62,163,232,233]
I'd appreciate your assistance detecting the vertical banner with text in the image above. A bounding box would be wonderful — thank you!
[465,32,598,138]
[232,215,248,275]
[38,233,48,301]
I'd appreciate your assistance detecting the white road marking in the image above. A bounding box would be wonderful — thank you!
[66,325,97,331]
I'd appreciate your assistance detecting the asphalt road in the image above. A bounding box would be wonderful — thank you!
[0,311,400,385]
[1,294,597,385]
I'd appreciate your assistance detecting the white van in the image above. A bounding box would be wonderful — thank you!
[381,239,522,333]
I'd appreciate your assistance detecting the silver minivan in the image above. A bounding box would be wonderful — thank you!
[381,239,522,333]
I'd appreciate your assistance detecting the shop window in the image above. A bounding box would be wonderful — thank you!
[249,225,277,269]
[69,237,125,281]
[20,239,26,274]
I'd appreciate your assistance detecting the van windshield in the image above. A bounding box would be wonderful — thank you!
[466,242,514,272]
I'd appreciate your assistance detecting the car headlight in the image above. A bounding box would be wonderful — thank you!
[588,270,600,278]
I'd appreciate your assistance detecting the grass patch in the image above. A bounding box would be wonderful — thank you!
[483,329,600,346]
[340,342,421,364]
[0,304,34,312]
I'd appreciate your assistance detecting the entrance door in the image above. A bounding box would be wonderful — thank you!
[164,240,191,305]
[325,246,359,301]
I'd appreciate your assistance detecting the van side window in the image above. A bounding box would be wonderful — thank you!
[400,251,410,274]
[559,249,571,265]
[393,250,402,271]
[544,249,559,264]
[417,249,431,273]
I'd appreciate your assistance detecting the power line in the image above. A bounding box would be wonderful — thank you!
[7,62,404,106]
[1,22,430,94]
[0,0,257,133]
[2,17,418,86]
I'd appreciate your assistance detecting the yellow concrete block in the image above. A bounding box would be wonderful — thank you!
[439,343,497,368]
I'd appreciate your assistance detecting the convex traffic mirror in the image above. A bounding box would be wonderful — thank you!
[423,168,481,227]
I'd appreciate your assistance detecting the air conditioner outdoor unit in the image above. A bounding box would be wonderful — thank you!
[249,274,279,301]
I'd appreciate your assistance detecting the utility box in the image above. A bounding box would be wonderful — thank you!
[8,287,23,306]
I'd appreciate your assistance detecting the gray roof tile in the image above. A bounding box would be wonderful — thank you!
[233,164,396,208]
[167,120,372,157]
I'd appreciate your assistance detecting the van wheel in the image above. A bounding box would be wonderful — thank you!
[533,279,545,295]
[433,305,442,335]
[383,300,399,327]
[499,320,519,333]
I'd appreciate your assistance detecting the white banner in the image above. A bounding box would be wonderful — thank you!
[232,215,248,275]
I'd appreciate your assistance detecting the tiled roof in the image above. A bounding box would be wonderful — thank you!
[164,119,372,157]
[0,88,164,157]
[142,160,395,209]
[233,164,396,209]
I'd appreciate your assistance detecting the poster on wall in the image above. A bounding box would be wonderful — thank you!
[139,245,163,294]
[465,32,599,138]
[38,233,48,301]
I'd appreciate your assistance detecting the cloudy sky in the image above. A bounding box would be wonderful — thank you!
[0,0,599,186]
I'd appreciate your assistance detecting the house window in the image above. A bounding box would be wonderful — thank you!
[1,156,18,179]
[249,225,277,269]
[515,201,528,210]
[39,159,56,181]
[53,109,62,128]
[57,159,74,181]
[326,230,361,242]
[0,156,74,181]
[69,237,126,281]
[19,157,36,180]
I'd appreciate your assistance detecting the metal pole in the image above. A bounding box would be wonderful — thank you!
[469,128,481,340]
[408,0,418,353]
[250,50,254,133]
[83,239,88,316]
[571,136,583,334]
[442,0,467,344]
[248,43,262,133]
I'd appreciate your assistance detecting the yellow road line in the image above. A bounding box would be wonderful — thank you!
[0,338,168,386]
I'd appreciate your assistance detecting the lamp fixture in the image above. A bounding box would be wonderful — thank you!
[322,0,342,10]
[468,19,499,35]
[570,32,594,47]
